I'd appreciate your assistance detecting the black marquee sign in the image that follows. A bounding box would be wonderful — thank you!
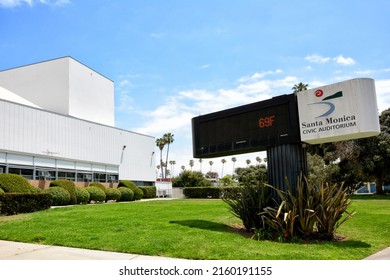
[192,94,300,158]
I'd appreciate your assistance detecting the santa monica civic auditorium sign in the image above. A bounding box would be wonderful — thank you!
[192,78,380,158]
[297,78,380,144]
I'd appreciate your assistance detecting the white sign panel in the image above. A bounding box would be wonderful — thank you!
[297,78,380,144]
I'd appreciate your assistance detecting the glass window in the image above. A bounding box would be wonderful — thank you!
[58,171,75,181]
[9,167,34,180]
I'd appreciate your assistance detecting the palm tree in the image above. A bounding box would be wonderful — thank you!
[246,159,251,167]
[209,160,214,172]
[221,158,226,177]
[199,158,203,173]
[181,165,185,171]
[231,157,237,174]
[256,156,262,165]
[156,165,161,178]
[155,138,165,179]
[163,133,174,179]
[292,82,308,93]
[189,159,194,171]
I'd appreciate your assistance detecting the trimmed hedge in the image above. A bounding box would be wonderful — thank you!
[89,182,106,192]
[44,187,71,206]
[139,186,156,198]
[85,186,106,203]
[75,187,90,204]
[117,187,134,201]
[183,186,240,198]
[0,193,52,215]
[49,180,77,205]
[105,188,121,202]
[118,180,143,200]
[0,173,34,193]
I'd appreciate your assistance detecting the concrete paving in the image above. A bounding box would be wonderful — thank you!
[0,239,389,260]
[0,240,178,260]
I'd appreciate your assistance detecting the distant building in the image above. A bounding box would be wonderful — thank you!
[0,57,155,187]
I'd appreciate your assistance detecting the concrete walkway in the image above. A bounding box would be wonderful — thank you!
[0,240,389,260]
[0,240,178,260]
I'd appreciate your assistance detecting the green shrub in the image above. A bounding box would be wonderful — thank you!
[139,186,156,198]
[222,184,270,232]
[85,186,106,203]
[118,180,143,200]
[183,187,221,198]
[0,193,52,215]
[0,188,4,195]
[89,182,106,192]
[172,170,212,188]
[44,187,71,206]
[30,186,43,193]
[0,173,33,193]
[49,180,77,205]
[75,187,90,204]
[117,187,134,201]
[105,188,121,202]
[261,176,356,241]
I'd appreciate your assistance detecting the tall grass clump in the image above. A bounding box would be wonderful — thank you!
[223,175,355,242]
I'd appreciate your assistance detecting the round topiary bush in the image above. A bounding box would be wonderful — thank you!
[44,186,71,206]
[85,186,106,203]
[0,174,33,193]
[105,188,121,202]
[117,187,134,201]
[49,180,77,205]
[75,187,90,204]
[89,182,106,192]
[30,186,43,193]
[118,180,143,200]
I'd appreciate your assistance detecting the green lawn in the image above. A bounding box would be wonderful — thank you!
[0,198,389,260]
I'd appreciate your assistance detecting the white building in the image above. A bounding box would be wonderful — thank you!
[0,57,156,187]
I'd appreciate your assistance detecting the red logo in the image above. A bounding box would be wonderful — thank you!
[315,89,323,97]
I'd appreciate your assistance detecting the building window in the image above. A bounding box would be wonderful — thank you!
[58,170,76,181]
[35,170,55,181]
[8,166,34,180]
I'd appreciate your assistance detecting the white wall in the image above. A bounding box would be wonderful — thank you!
[69,58,114,126]
[0,99,155,182]
[0,58,69,115]
[0,57,114,126]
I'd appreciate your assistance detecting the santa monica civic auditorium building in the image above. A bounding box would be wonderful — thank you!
[0,57,156,187]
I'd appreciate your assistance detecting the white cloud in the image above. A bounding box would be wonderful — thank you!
[375,79,390,113]
[333,55,355,66]
[0,0,69,7]
[305,54,331,63]
[237,69,282,83]
[305,54,355,66]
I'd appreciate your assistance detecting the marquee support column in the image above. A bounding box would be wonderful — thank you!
[267,143,308,201]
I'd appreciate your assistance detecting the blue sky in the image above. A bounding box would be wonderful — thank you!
[1,0,390,177]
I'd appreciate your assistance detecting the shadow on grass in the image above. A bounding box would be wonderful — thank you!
[169,220,233,233]
[169,220,372,249]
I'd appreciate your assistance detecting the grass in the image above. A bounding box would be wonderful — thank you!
[0,198,389,260]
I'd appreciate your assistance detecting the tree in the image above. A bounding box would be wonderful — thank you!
[163,133,174,179]
[231,157,237,174]
[209,160,214,172]
[199,158,203,173]
[172,170,212,188]
[246,159,251,167]
[155,138,165,179]
[255,156,262,165]
[189,159,194,171]
[221,158,226,177]
[292,82,308,93]
[235,164,267,186]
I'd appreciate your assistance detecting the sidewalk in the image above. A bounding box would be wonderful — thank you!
[0,239,389,260]
[0,240,178,260]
